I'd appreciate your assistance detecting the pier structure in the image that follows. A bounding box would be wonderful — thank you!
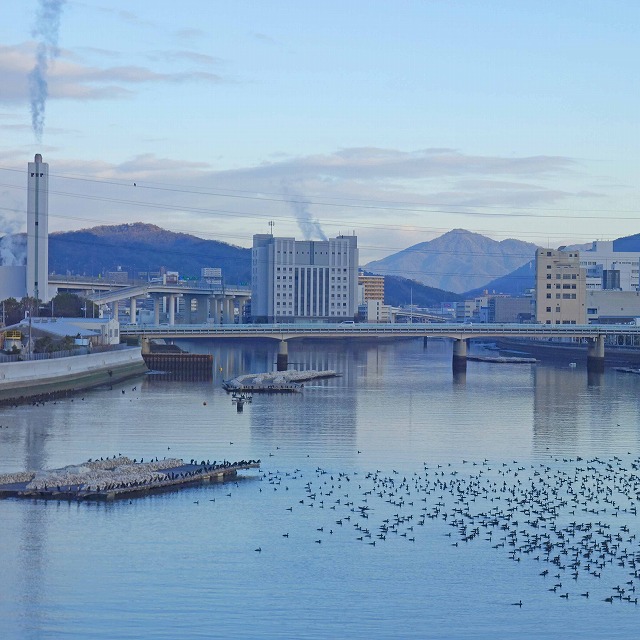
[0,458,260,502]
[587,335,605,373]
[452,339,468,373]
[277,340,289,371]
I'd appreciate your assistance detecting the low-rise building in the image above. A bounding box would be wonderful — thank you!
[586,290,640,323]
[487,296,533,323]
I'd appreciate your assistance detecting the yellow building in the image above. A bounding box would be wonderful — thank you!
[358,274,384,302]
[535,249,586,324]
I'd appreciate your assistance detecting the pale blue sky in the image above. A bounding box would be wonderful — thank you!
[0,0,638,262]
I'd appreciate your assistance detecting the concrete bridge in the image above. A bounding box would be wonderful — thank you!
[119,322,640,374]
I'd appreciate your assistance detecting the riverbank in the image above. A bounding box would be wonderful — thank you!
[0,346,147,404]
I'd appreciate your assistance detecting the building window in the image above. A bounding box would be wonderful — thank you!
[546,294,551,299]
[587,308,598,314]
[556,307,561,312]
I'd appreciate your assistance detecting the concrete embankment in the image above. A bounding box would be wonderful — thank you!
[0,347,147,404]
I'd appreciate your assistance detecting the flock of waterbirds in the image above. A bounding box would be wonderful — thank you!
[253,453,640,607]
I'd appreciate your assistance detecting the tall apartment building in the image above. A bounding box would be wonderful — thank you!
[535,248,586,324]
[358,274,384,303]
[252,234,359,322]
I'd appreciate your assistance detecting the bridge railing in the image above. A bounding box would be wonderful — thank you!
[118,322,640,338]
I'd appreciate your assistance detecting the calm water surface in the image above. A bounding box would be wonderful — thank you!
[2,339,640,639]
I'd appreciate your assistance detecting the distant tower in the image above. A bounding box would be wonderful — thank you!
[27,153,49,302]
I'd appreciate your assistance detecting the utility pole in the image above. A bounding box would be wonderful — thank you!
[410,286,413,324]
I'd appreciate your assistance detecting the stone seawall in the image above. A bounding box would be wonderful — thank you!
[0,347,148,403]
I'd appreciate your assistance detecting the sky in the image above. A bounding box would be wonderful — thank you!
[0,0,638,264]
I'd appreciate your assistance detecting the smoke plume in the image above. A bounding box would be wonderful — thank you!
[281,185,327,241]
[29,0,66,142]
[0,234,27,267]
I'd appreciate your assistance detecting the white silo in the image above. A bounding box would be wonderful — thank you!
[27,153,49,302]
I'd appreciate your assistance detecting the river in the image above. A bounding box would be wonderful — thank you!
[1,338,640,639]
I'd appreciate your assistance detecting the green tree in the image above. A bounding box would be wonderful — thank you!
[1,298,22,325]
[34,336,55,353]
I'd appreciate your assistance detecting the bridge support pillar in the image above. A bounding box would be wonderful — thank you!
[423,336,428,348]
[113,300,119,321]
[237,297,249,324]
[452,338,467,374]
[277,340,288,371]
[168,295,176,325]
[130,297,137,324]
[587,335,605,373]
[223,298,234,324]
[211,298,220,324]
[153,297,160,324]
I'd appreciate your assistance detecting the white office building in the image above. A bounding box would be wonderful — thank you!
[252,234,359,322]
[579,241,640,291]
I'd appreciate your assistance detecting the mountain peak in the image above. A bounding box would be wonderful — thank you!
[364,228,539,293]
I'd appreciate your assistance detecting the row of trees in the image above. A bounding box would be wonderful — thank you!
[1,293,99,326]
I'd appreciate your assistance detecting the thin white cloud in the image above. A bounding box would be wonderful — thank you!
[147,50,224,66]
[173,28,208,41]
[1,147,619,262]
[0,43,226,104]
[213,148,578,185]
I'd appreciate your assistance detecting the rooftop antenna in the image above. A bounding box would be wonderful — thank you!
[268,220,275,236]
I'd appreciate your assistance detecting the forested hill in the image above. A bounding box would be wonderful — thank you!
[48,223,252,283]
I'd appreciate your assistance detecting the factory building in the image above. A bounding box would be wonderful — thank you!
[0,154,51,303]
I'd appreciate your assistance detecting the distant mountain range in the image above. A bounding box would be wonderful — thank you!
[3,224,640,305]
[364,229,539,294]
[363,273,463,307]
[464,232,640,297]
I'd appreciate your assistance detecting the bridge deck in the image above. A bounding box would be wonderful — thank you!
[119,322,640,341]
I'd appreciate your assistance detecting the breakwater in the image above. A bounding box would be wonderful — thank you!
[468,355,537,364]
[0,456,260,501]
[223,369,338,393]
[142,353,213,380]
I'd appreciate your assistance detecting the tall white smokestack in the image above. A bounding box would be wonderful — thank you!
[27,153,49,302]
